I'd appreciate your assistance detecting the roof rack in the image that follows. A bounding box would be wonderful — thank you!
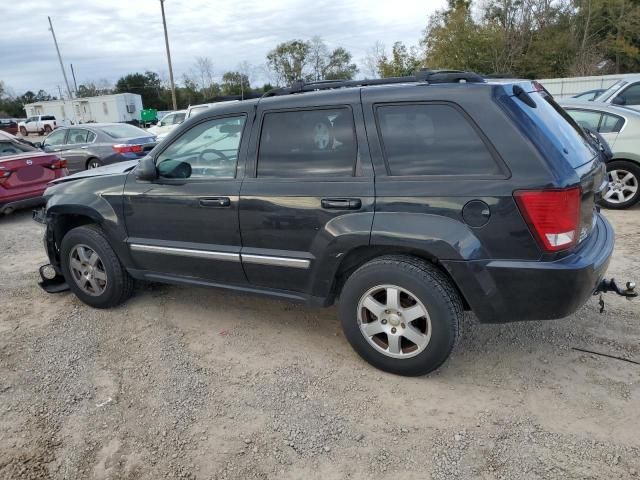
[261,69,485,98]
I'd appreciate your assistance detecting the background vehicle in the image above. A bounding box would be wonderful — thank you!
[147,110,186,136]
[591,75,640,111]
[0,135,67,214]
[0,119,19,135]
[560,100,640,209]
[572,88,606,101]
[39,123,156,172]
[185,101,238,120]
[18,115,59,136]
[36,72,619,376]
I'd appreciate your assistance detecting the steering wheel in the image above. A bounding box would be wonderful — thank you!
[197,148,230,165]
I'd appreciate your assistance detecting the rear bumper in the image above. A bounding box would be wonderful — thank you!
[443,213,614,323]
[0,195,45,214]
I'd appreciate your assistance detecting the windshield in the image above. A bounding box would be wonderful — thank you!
[100,124,150,139]
[594,80,627,102]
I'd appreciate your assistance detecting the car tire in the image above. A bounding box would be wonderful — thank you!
[87,158,103,169]
[600,160,640,209]
[19,127,27,136]
[338,255,462,376]
[44,125,52,134]
[60,225,134,309]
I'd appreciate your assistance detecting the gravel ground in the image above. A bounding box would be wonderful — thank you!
[1,204,639,480]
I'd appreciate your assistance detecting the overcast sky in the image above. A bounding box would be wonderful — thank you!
[1,0,446,96]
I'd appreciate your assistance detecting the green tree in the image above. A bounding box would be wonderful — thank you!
[377,42,422,77]
[266,40,311,85]
[115,71,167,109]
[221,71,251,97]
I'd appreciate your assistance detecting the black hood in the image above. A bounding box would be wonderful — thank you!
[51,160,139,184]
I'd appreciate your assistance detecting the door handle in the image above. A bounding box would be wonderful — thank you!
[199,197,231,207]
[321,198,362,210]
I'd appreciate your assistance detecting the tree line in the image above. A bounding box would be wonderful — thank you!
[1,0,638,116]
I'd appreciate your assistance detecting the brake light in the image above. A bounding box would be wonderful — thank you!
[0,167,10,185]
[112,144,143,154]
[514,187,581,252]
[49,158,67,169]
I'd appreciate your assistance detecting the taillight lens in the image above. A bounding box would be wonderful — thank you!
[49,158,68,169]
[0,167,10,185]
[113,144,143,154]
[514,187,581,252]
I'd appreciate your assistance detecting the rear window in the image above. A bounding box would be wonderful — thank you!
[99,124,149,139]
[376,104,500,176]
[516,91,597,168]
[41,115,55,121]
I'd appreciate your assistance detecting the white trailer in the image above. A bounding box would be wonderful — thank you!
[24,93,143,125]
[538,73,640,99]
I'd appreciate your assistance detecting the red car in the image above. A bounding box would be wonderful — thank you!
[0,132,68,215]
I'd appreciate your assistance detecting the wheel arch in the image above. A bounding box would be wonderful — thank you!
[324,246,470,311]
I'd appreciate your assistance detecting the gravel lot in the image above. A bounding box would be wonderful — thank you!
[1,205,639,479]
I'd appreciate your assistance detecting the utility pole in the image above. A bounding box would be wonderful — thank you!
[48,16,74,101]
[159,0,177,110]
[70,63,78,94]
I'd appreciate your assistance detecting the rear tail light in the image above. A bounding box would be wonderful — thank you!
[0,167,10,185]
[514,187,581,252]
[113,144,143,154]
[48,158,68,170]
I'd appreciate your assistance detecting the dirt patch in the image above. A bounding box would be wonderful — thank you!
[1,206,639,479]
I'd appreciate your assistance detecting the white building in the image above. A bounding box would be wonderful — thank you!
[23,93,143,125]
[538,73,640,99]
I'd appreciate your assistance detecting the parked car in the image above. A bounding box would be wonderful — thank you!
[0,134,67,214]
[35,71,629,376]
[572,88,606,101]
[560,100,640,209]
[147,110,186,136]
[0,118,19,135]
[186,101,239,120]
[592,75,640,111]
[39,123,156,172]
[18,115,61,136]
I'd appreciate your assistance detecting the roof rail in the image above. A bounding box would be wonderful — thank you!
[261,69,485,98]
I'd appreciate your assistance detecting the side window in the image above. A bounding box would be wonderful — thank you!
[599,113,624,134]
[257,108,356,178]
[156,115,246,180]
[67,128,88,144]
[376,104,500,176]
[86,131,97,143]
[45,129,67,146]
[617,83,640,106]
[565,109,602,131]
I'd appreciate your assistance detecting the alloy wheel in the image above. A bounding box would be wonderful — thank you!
[604,169,638,204]
[357,284,432,359]
[69,244,108,296]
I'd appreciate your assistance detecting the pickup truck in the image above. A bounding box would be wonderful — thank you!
[19,115,60,136]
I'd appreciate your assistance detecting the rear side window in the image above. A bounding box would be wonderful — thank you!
[376,104,500,176]
[600,113,624,133]
[258,108,357,177]
[42,115,55,121]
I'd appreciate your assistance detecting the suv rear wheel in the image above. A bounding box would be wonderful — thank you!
[601,160,640,209]
[60,225,134,308]
[338,255,462,376]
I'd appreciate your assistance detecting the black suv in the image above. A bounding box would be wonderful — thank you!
[35,71,619,376]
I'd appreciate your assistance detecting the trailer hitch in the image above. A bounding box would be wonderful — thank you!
[594,278,636,313]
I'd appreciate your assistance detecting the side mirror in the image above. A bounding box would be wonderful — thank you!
[612,95,626,105]
[33,142,42,148]
[136,156,158,181]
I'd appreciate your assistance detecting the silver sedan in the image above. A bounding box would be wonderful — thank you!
[560,100,640,209]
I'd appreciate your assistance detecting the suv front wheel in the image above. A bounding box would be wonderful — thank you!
[60,225,134,308]
[339,255,462,376]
